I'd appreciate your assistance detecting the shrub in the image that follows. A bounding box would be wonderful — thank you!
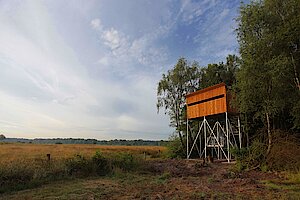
[266,130,300,171]
[0,150,146,193]
[0,162,34,192]
[92,150,111,175]
[231,147,249,171]
[110,152,140,172]
[165,134,185,159]
[232,130,300,172]
[65,154,93,176]
[66,151,113,176]
[231,139,267,171]
[155,172,171,184]
[0,159,67,193]
[146,150,163,159]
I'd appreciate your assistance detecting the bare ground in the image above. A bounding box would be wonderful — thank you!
[0,159,299,200]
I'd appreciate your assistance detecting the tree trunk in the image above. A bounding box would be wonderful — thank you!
[266,112,272,155]
[291,54,300,91]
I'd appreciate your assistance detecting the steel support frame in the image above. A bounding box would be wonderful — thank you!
[186,113,242,162]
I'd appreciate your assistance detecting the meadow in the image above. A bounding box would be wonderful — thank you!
[0,143,299,199]
[0,143,166,193]
[0,143,165,164]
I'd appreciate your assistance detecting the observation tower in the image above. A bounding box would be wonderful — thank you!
[186,83,242,162]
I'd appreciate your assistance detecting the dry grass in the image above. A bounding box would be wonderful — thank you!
[1,161,299,200]
[0,143,166,193]
[0,143,166,164]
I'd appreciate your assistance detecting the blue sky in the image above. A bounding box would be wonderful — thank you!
[0,0,244,140]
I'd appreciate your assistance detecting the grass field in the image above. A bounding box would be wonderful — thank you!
[0,143,166,164]
[0,143,299,199]
[1,160,299,200]
[0,143,166,194]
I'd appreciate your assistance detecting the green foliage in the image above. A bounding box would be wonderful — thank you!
[200,55,240,89]
[0,150,146,193]
[0,162,35,192]
[266,130,300,171]
[230,147,249,171]
[66,154,94,176]
[286,170,300,184]
[232,130,300,172]
[236,0,300,133]
[292,99,300,129]
[165,134,186,159]
[0,159,69,193]
[92,150,111,175]
[157,58,201,147]
[110,152,139,172]
[156,172,171,184]
[231,139,267,171]
[66,151,144,176]
[66,151,116,176]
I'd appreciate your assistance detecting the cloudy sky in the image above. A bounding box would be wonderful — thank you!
[0,0,244,140]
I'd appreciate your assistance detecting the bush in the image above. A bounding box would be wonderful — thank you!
[65,151,143,176]
[0,163,34,192]
[110,152,140,172]
[231,147,249,171]
[0,159,68,193]
[266,130,300,171]
[66,154,93,176]
[0,150,145,193]
[232,130,300,172]
[165,134,186,159]
[92,151,111,175]
[66,151,112,176]
[231,139,267,171]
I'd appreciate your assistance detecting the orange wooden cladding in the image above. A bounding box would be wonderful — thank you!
[186,83,229,119]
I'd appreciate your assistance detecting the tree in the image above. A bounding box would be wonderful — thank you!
[199,55,240,89]
[157,58,200,148]
[157,55,240,152]
[236,0,300,154]
[0,134,6,140]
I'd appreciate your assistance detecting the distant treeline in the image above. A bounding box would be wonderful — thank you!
[0,137,168,146]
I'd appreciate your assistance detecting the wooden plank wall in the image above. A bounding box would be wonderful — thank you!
[186,83,228,119]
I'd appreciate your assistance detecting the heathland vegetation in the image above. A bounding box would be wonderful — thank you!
[1,143,299,199]
[0,144,166,193]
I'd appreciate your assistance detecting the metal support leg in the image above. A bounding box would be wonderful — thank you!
[187,118,189,159]
[226,112,230,162]
[238,116,242,149]
[217,123,220,159]
[199,121,202,159]
[204,117,207,158]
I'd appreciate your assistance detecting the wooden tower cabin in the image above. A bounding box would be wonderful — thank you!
[185,83,242,162]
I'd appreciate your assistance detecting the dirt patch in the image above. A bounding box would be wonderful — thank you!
[144,159,233,177]
[138,159,288,199]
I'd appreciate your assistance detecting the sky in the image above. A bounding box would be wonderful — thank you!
[0,0,244,140]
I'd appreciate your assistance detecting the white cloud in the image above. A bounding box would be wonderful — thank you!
[90,18,102,30]
[179,0,217,24]
[101,28,126,50]
[190,4,238,64]
[91,19,170,78]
